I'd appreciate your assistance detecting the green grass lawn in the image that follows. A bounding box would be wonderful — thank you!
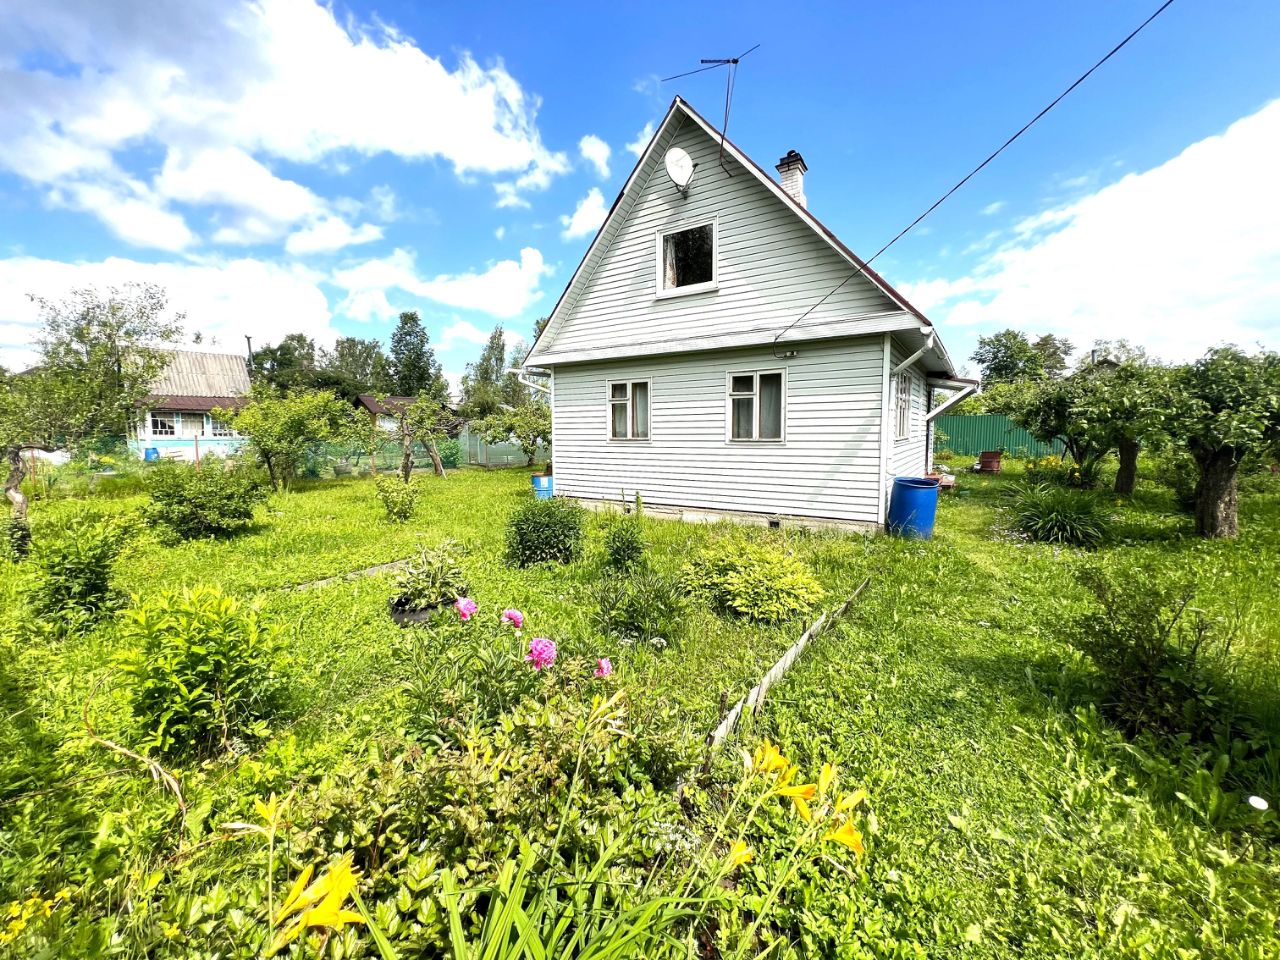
[3,462,1278,958]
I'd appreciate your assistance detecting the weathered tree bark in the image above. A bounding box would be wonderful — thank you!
[5,446,33,558]
[1193,451,1239,539]
[1114,437,1140,496]
[427,441,445,477]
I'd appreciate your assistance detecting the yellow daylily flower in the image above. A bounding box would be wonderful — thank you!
[818,762,838,798]
[268,857,365,956]
[752,740,789,775]
[274,863,316,925]
[726,840,754,868]
[776,779,817,822]
[825,820,865,856]
[837,788,869,812]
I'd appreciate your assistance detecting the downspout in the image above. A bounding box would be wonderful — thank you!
[510,366,551,396]
[925,384,978,422]
[891,330,934,376]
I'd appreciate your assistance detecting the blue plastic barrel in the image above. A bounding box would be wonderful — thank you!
[887,476,940,539]
[531,475,554,499]
[144,447,160,462]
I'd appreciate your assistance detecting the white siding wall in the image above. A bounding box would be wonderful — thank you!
[552,337,886,525]
[546,117,898,357]
[888,339,929,478]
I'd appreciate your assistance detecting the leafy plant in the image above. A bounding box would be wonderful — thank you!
[603,517,645,572]
[594,570,686,646]
[682,541,824,622]
[474,401,551,466]
[1151,447,1198,512]
[218,384,358,491]
[505,497,584,567]
[144,461,267,539]
[119,586,285,756]
[375,476,422,523]
[27,515,131,628]
[1006,482,1110,548]
[437,437,462,469]
[392,540,469,613]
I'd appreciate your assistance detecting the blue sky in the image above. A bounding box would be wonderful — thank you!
[2,0,1277,386]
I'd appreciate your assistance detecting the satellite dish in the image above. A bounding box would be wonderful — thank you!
[664,147,696,191]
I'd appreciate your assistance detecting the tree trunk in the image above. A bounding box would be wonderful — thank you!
[427,441,445,477]
[1193,452,1239,539]
[400,418,413,483]
[1114,437,1140,496]
[5,446,32,559]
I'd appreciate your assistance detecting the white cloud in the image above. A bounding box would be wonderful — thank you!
[52,181,196,252]
[333,247,550,320]
[1,0,569,242]
[440,318,491,351]
[494,226,506,240]
[0,254,339,369]
[980,200,1006,216]
[285,216,383,255]
[625,122,655,158]
[907,100,1280,362]
[578,134,611,178]
[559,188,607,240]
[369,185,398,222]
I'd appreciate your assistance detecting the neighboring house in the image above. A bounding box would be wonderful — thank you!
[525,97,975,530]
[355,394,465,437]
[129,349,251,462]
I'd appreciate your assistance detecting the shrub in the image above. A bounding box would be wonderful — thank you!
[144,462,267,539]
[1068,558,1234,739]
[1024,454,1078,486]
[682,541,824,623]
[1151,448,1198,512]
[27,515,130,627]
[505,497,584,567]
[393,540,470,613]
[437,438,462,469]
[1006,482,1110,548]
[119,586,284,756]
[603,517,645,571]
[594,570,687,646]
[375,476,422,522]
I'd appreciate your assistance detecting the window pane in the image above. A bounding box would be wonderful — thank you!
[731,397,754,440]
[611,402,628,439]
[663,224,714,288]
[631,382,649,438]
[730,374,754,394]
[610,383,628,400]
[758,373,782,439]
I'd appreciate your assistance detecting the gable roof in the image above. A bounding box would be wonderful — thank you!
[527,97,953,375]
[145,349,251,410]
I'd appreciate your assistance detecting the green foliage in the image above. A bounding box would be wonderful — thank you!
[143,462,267,539]
[682,541,824,622]
[594,570,686,647]
[1006,482,1110,547]
[119,586,285,756]
[1023,454,1078,486]
[603,517,645,572]
[1006,375,1113,487]
[28,515,130,627]
[437,437,462,469]
[389,310,449,401]
[218,384,358,491]
[505,496,584,567]
[1151,447,1198,511]
[374,476,421,523]
[392,540,469,613]
[971,328,1046,384]
[474,401,551,467]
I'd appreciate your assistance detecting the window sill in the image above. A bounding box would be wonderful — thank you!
[608,438,652,443]
[655,282,718,301]
[726,439,786,445]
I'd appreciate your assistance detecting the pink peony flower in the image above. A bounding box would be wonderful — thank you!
[454,597,478,621]
[593,657,613,678]
[525,637,557,670]
[501,608,525,629]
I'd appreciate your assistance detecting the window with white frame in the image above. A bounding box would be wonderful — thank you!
[895,372,912,440]
[210,416,236,438]
[150,412,176,437]
[657,221,716,295]
[608,380,650,440]
[728,370,784,441]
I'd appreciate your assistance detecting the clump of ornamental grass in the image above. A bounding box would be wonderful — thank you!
[1006,482,1111,548]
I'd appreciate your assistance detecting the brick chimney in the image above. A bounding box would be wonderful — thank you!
[776,150,808,208]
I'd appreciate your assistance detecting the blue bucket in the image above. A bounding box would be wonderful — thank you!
[887,476,940,539]
[143,447,160,462]
[531,475,553,500]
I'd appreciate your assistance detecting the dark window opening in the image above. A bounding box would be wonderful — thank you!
[661,224,714,290]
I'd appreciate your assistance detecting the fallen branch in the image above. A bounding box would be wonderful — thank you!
[82,670,187,827]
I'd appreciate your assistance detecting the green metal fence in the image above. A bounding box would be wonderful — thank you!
[933,415,1065,458]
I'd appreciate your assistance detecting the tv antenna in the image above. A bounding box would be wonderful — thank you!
[663,43,760,168]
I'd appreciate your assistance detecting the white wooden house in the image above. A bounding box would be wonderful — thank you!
[129,350,250,462]
[524,97,975,530]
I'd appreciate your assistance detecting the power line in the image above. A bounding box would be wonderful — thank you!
[772,0,1177,353]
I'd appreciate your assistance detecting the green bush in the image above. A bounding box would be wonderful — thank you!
[393,540,470,613]
[144,461,267,539]
[594,570,686,646]
[1006,482,1111,547]
[682,541,824,623]
[119,586,285,756]
[27,515,130,627]
[438,438,462,469]
[375,476,422,522]
[603,517,645,571]
[1150,448,1198,512]
[505,497,584,567]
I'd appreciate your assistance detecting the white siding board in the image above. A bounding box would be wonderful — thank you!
[551,339,886,524]
[889,338,929,478]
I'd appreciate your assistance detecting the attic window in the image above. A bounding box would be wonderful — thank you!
[657,221,716,296]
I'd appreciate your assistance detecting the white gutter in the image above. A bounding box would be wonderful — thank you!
[925,382,978,422]
[510,366,551,396]
[891,331,934,376]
